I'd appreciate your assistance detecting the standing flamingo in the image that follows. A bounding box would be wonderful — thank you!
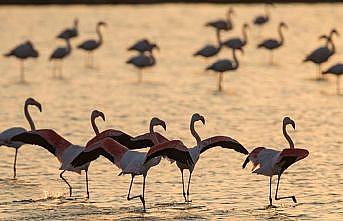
[206,48,243,92]
[4,41,39,82]
[128,39,159,54]
[71,117,167,210]
[257,22,287,64]
[303,29,339,80]
[322,63,343,94]
[222,23,249,50]
[57,18,79,40]
[144,113,248,202]
[77,21,107,68]
[206,8,234,33]
[49,38,72,78]
[242,117,309,207]
[0,98,41,179]
[194,26,224,59]
[253,3,274,26]
[126,51,156,83]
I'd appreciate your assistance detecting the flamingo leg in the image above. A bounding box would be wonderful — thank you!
[60,60,63,79]
[317,64,321,80]
[269,51,273,65]
[275,174,297,203]
[181,169,187,202]
[60,170,72,197]
[13,148,18,179]
[138,69,143,83]
[85,170,89,199]
[20,61,25,82]
[337,75,340,95]
[269,176,273,207]
[218,72,223,92]
[186,171,192,202]
[127,174,146,211]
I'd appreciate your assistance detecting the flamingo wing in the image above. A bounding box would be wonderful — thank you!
[200,136,248,155]
[144,140,193,165]
[275,148,309,174]
[11,129,72,156]
[131,132,170,146]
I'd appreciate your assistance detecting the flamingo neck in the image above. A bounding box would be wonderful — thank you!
[91,115,100,135]
[216,29,222,47]
[283,123,294,149]
[226,11,232,24]
[96,25,103,45]
[242,26,248,45]
[264,4,270,17]
[149,123,159,144]
[232,49,239,69]
[24,103,36,130]
[329,40,335,55]
[66,39,71,52]
[190,120,201,146]
[278,26,284,45]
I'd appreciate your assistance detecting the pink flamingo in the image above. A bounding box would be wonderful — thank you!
[143,113,248,202]
[242,117,309,207]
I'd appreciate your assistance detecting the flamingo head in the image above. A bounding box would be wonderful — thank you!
[152,43,160,51]
[331,28,339,37]
[150,117,167,131]
[98,21,107,27]
[191,113,205,125]
[283,116,295,130]
[74,18,79,27]
[234,47,244,55]
[280,22,288,29]
[243,23,250,30]
[227,7,235,15]
[25,98,42,112]
[91,110,105,122]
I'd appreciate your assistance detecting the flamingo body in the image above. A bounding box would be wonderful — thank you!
[4,41,39,59]
[128,39,159,54]
[194,45,221,57]
[57,19,78,40]
[254,16,269,25]
[126,53,155,68]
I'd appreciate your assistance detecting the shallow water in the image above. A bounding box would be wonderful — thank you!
[0,3,342,220]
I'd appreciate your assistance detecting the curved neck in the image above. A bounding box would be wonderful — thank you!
[149,123,159,144]
[190,120,201,146]
[283,124,294,149]
[264,5,270,17]
[226,12,232,24]
[242,26,248,44]
[329,40,335,54]
[24,103,36,130]
[278,26,284,44]
[232,50,239,69]
[91,115,100,135]
[96,25,103,45]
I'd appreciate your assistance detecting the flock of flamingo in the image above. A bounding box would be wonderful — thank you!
[0,98,309,210]
[2,4,342,94]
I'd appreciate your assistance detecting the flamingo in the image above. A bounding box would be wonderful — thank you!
[128,39,159,54]
[242,117,309,207]
[12,109,162,198]
[206,48,243,92]
[71,117,167,210]
[57,18,79,40]
[4,41,39,82]
[49,38,72,78]
[222,23,249,50]
[303,29,339,79]
[322,63,343,94]
[253,3,274,26]
[77,21,107,68]
[206,8,234,44]
[257,22,287,64]
[0,98,41,179]
[144,113,248,202]
[194,26,223,59]
[126,51,156,83]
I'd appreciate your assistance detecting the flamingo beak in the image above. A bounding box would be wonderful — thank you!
[100,112,106,121]
[200,116,205,125]
[161,121,167,131]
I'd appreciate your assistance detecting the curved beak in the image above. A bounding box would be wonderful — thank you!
[200,116,206,125]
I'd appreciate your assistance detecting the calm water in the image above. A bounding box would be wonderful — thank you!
[0,3,342,220]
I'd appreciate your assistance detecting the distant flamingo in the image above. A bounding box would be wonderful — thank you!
[49,38,72,78]
[222,23,249,50]
[57,18,79,40]
[304,29,339,79]
[71,117,167,210]
[322,63,343,94]
[194,26,223,59]
[77,21,107,68]
[0,98,41,179]
[206,48,243,92]
[206,8,234,33]
[128,39,159,54]
[257,22,287,64]
[242,117,309,207]
[4,41,39,82]
[253,3,274,26]
[144,113,248,202]
[126,51,156,83]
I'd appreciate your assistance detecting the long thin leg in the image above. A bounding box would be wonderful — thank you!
[269,51,273,65]
[186,171,192,202]
[218,72,223,92]
[60,60,63,79]
[275,174,297,203]
[337,76,340,95]
[181,169,187,202]
[269,176,272,207]
[85,170,89,199]
[127,175,145,209]
[20,61,24,82]
[13,148,18,179]
[317,65,321,80]
[60,170,72,197]
[141,175,146,211]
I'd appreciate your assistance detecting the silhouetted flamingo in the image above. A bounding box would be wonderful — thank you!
[222,23,249,50]
[322,63,343,94]
[57,18,79,40]
[126,51,156,83]
[253,3,274,26]
[128,39,159,54]
[50,38,72,78]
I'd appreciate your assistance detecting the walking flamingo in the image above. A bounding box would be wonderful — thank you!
[206,48,243,92]
[257,22,287,64]
[322,63,343,94]
[128,39,159,54]
[4,41,39,82]
[49,38,72,78]
[304,29,339,80]
[0,98,41,179]
[144,113,248,202]
[77,21,107,68]
[71,117,167,210]
[57,18,79,40]
[222,23,249,50]
[242,117,309,207]
[126,51,156,83]
[253,3,274,26]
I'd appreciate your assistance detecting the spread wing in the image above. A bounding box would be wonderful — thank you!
[200,136,248,155]
[275,148,309,174]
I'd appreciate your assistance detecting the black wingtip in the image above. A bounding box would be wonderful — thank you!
[242,155,250,169]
